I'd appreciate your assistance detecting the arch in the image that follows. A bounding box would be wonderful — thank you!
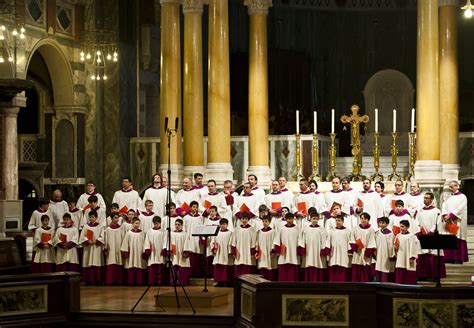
[363,69,415,134]
[18,178,41,231]
[19,177,41,199]
[25,38,74,107]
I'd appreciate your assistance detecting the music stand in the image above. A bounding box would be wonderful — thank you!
[192,225,220,292]
[418,232,457,288]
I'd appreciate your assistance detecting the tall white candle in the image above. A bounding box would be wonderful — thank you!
[314,111,317,134]
[331,109,335,134]
[296,110,300,134]
[374,108,378,133]
[411,108,415,133]
[393,109,397,133]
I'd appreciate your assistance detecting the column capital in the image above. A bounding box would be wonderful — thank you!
[182,0,207,13]
[0,92,27,109]
[244,0,272,15]
[0,107,20,117]
[439,0,458,6]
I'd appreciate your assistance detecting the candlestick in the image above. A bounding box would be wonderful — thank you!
[392,109,397,133]
[406,132,416,181]
[411,108,415,133]
[331,109,335,134]
[388,132,401,181]
[326,133,337,181]
[314,111,317,134]
[293,133,304,181]
[296,110,300,134]
[374,108,378,133]
[309,133,321,182]
[370,132,383,181]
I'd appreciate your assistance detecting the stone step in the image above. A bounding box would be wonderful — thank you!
[189,277,215,287]
[446,270,474,275]
[418,281,471,287]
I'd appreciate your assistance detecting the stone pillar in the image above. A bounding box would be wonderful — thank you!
[206,0,234,184]
[0,105,20,200]
[244,0,272,187]
[439,0,459,183]
[414,0,444,188]
[182,0,205,178]
[159,0,183,186]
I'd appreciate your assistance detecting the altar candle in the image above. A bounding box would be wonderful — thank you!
[374,108,378,133]
[296,110,300,134]
[331,109,335,134]
[393,109,397,133]
[314,111,317,134]
[411,108,415,133]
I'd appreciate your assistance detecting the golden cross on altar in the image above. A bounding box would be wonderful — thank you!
[340,104,369,180]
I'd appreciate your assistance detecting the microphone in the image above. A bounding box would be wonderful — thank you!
[174,117,179,131]
[164,117,169,133]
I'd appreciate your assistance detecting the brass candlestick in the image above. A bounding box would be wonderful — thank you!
[387,132,401,181]
[293,134,304,181]
[406,132,416,181]
[309,133,321,181]
[326,133,337,181]
[371,132,383,181]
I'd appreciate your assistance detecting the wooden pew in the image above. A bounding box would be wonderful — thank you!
[0,236,30,275]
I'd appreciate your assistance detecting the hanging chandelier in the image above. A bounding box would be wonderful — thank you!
[462,0,474,18]
[80,0,118,81]
[0,0,26,71]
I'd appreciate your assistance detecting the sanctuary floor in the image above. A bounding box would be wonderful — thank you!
[80,285,234,316]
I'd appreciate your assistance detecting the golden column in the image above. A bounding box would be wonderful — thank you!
[159,0,182,185]
[244,0,272,186]
[206,0,234,184]
[183,0,205,178]
[414,0,443,188]
[439,0,459,182]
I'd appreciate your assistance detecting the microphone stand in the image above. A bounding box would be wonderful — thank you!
[132,117,195,314]
[434,213,441,288]
[164,117,195,312]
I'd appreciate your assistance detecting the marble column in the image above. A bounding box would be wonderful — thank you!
[159,0,183,186]
[183,0,205,178]
[206,0,234,184]
[414,0,444,188]
[0,93,26,200]
[439,0,459,183]
[1,108,19,200]
[244,0,272,187]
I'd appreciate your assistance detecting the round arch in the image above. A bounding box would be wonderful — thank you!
[25,38,74,107]
[363,69,415,134]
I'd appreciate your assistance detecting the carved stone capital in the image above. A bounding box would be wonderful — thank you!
[182,0,207,13]
[244,0,272,15]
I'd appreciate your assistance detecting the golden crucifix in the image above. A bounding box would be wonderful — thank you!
[341,105,369,181]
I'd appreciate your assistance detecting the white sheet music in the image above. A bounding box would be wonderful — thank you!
[191,225,220,237]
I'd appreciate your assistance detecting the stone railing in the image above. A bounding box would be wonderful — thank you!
[130,135,336,189]
[130,132,473,190]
